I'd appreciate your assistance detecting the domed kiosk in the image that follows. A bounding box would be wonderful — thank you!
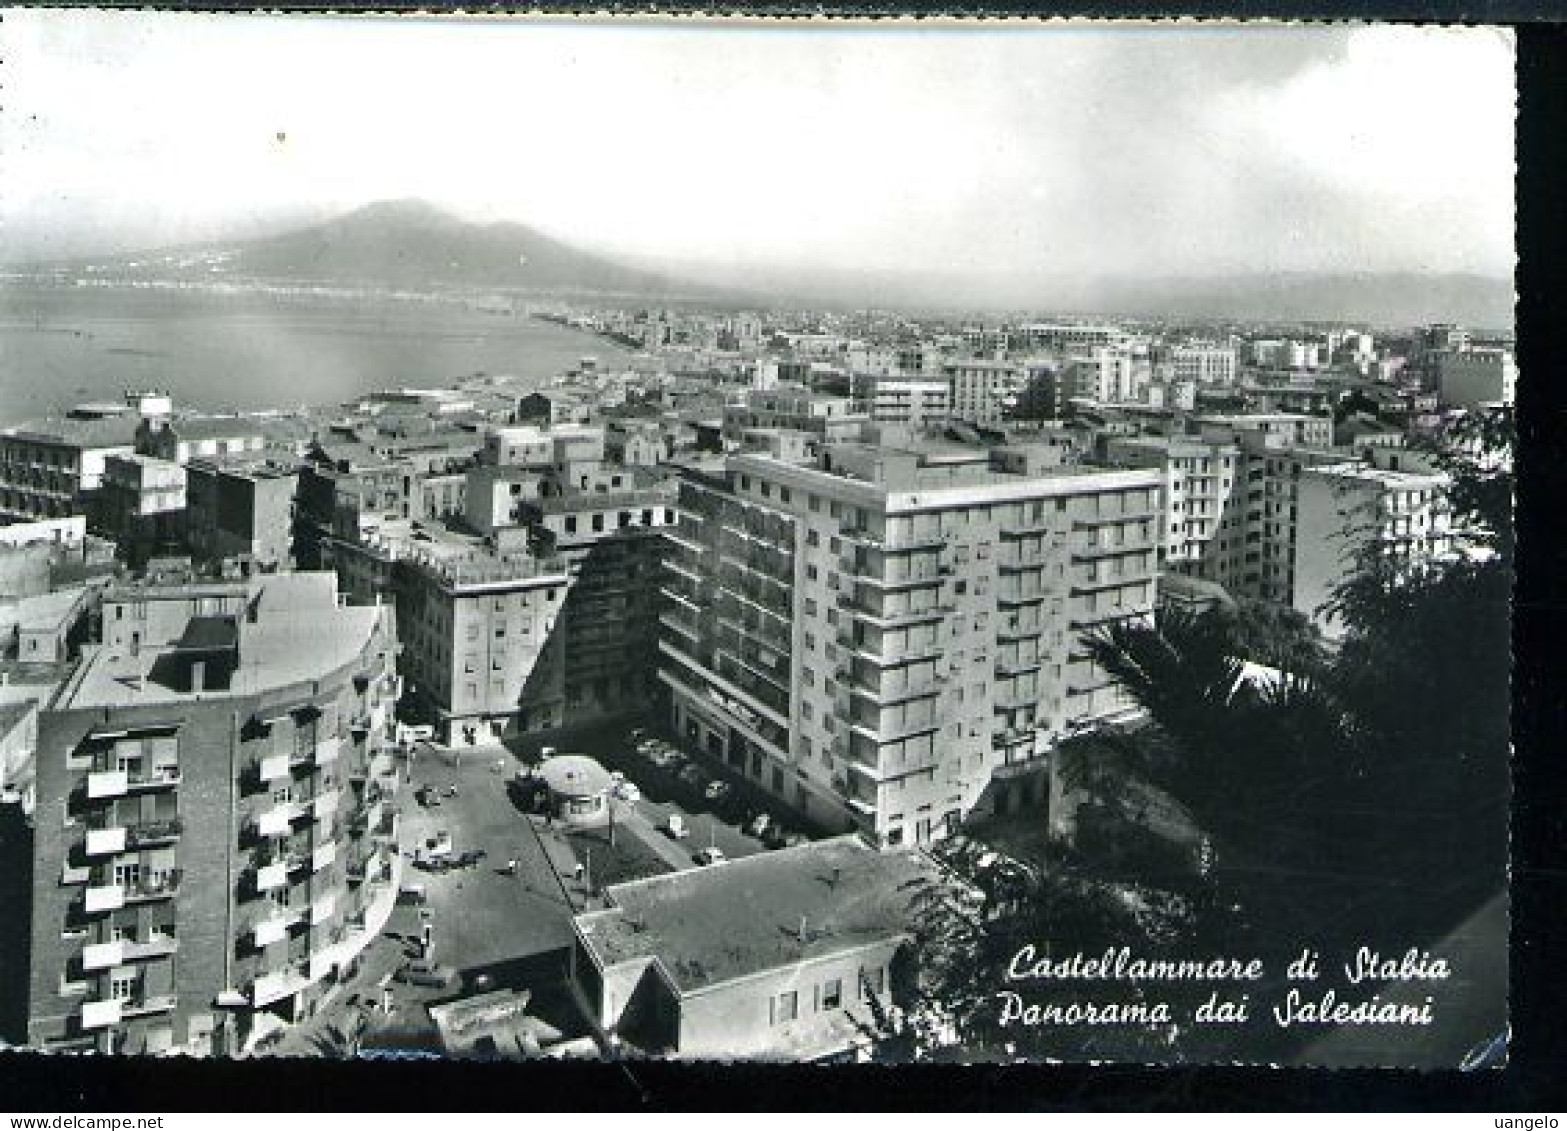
[537,754,614,828]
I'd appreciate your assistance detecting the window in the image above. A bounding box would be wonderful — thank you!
[565,516,577,534]
[772,990,799,1024]
[591,514,605,533]
[819,978,843,1010]
[859,965,887,999]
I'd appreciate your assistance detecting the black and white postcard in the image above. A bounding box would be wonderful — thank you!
[0,12,1515,1073]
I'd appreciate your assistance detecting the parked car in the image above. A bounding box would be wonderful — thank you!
[693,846,727,867]
[665,813,690,840]
[677,764,708,790]
[396,882,428,905]
[761,824,790,850]
[396,960,456,989]
[745,813,775,840]
[648,747,679,769]
[613,780,642,804]
[703,780,733,803]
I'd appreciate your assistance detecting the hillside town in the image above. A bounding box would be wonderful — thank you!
[0,304,1513,1062]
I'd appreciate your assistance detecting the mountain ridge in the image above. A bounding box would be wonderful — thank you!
[15,200,1514,328]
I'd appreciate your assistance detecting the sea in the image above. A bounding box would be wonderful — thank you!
[0,281,626,426]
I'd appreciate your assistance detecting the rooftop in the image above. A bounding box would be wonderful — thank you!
[54,573,386,711]
[575,835,946,994]
[4,416,139,449]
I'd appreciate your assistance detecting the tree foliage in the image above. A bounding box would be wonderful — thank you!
[893,409,1512,1062]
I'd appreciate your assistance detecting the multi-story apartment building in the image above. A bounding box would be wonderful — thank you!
[134,417,280,466]
[1016,324,1124,354]
[850,375,951,430]
[1102,435,1243,585]
[511,476,678,733]
[1292,463,1451,637]
[1066,348,1143,405]
[1168,344,1238,387]
[1434,347,1517,408]
[659,438,1162,846]
[1193,413,1334,451]
[944,361,1025,425]
[721,388,867,447]
[184,456,299,575]
[25,572,401,1055]
[381,536,568,745]
[0,418,139,522]
[97,455,188,568]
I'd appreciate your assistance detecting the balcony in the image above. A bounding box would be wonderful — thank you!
[250,963,311,1008]
[125,817,182,849]
[850,676,943,705]
[255,860,289,892]
[123,871,182,905]
[257,752,292,783]
[87,767,181,800]
[85,826,127,857]
[1073,508,1160,528]
[315,737,342,766]
[79,997,122,1030]
[255,802,304,837]
[310,893,337,926]
[86,770,128,800]
[84,883,125,914]
[81,934,178,972]
[312,789,341,821]
[80,992,177,1029]
[251,908,305,947]
[1070,570,1156,595]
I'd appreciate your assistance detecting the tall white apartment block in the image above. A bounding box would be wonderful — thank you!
[659,440,1162,848]
[1169,344,1238,386]
[944,361,1025,425]
[1292,463,1452,637]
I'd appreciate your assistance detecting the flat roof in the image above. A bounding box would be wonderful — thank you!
[575,835,946,994]
[55,573,383,710]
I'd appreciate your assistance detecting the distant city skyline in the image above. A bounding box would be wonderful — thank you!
[1,13,1515,298]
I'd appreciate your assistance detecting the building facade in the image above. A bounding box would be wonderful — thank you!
[25,573,401,1055]
[659,441,1162,846]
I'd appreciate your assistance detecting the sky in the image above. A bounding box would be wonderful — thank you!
[0,13,1516,281]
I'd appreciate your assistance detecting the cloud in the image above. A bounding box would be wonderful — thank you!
[0,14,1514,281]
